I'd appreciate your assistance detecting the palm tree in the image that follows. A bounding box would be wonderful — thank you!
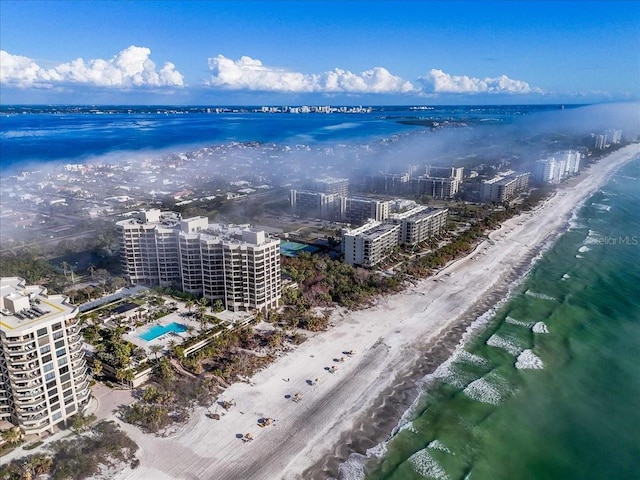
[149,344,163,362]
[30,454,53,476]
[91,359,103,378]
[115,368,135,388]
[185,300,195,314]
[196,305,207,331]
[1,426,23,445]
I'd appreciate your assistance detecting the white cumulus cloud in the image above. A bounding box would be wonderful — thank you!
[420,68,536,94]
[0,46,184,89]
[207,55,416,94]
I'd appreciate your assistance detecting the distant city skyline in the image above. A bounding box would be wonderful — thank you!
[1,0,638,105]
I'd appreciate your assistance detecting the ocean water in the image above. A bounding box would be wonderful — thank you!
[362,159,640,480]
[0,104,564,171]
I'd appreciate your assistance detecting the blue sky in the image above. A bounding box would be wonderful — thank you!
[1,0,638,105]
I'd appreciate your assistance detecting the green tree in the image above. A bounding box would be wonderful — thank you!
[149,344,163,362]
[1,426,23,445]
[91,359,103,378]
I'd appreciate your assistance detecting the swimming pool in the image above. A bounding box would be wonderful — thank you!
[138,322,188,341]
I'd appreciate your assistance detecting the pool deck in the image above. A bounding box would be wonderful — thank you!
[122,313,201,353]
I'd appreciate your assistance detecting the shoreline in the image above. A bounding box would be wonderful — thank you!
[102,143,639,480]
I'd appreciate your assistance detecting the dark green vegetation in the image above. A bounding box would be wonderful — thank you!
[283,252,404,308]
[0,421,138,480]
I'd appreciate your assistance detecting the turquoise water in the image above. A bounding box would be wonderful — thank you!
[364,158,640,480]
[138,322,188,341]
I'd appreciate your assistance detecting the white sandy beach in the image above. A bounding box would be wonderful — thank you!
[94,144,639,480]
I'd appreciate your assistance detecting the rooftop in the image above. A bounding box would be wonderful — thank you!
[0,277,76,333]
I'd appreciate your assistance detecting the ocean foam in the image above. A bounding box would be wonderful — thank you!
[409,449,450,480]
[515,349,544,369]
[433,349,491,388]
[567,210,587,230]
[397,421,418,435]
[456,350,490,367]
[486,334,523,356]
[335,452,367,480]
[583,229,602,245]
[428,439,452,454]
[591,202,611,212]
[433,360,470,389]
[525,290,556,301]
[366,442,388,458]
[463,377,504,405]
[532,322,549,334]
[505,316,534,328]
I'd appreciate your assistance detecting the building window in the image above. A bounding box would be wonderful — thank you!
[37,327,48,337]
[40,345,51,354]
[52,412,62,421]
[45,372,55,381]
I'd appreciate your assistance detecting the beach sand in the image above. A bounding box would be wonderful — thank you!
[110,144,640,480]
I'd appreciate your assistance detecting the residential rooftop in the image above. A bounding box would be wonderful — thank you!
[0,277,77,333]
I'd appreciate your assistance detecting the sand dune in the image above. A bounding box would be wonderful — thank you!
[111,144,639,480]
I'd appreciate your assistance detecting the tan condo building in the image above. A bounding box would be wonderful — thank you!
[0,277,91,435]
[117,210,281,312]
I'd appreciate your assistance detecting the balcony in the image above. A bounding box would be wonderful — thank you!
[8,353,38,364]
[15,388,44,399]
[8,369,41,382]
[7,361,40,373]
[68,342,83,355]
[14,379,43,392]
[65,317,80,328]
[16,399,47,412]
[74,380,90,397]
[15,394,47,408]
[73,371,88,384]
[2,337,36,348]
[76,385,91,401]
[21,412,49,426]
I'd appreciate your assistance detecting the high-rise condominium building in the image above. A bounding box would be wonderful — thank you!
[343,197,391,225]
[389,206,449,245]
[342,221,401,267]
[117,210,281,312]
[342,207,448,267]
[311,177,349,196]
[0,277,91,435]
[289,190,345,220]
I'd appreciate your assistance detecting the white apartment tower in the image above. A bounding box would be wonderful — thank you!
[342,221,401,267]
[0,277,91,435]
[117,211,281,312]
[389,206,449,245]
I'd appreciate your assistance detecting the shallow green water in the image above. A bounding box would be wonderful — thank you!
[365,159,640,480]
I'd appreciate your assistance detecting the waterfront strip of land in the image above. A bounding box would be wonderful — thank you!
[99,143,638,480]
